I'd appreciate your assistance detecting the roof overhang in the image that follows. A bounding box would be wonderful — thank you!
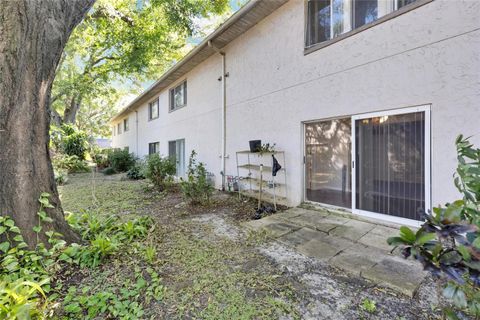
[110,0,288,123]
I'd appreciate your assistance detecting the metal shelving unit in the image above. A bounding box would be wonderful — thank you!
[236,150,287,208]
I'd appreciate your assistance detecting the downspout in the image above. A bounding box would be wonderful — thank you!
[208,40,227,191]
[135,110,139,156]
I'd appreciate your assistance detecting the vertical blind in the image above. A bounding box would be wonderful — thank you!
[355,111,425,220]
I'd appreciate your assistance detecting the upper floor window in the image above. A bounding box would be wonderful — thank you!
[149,142,159,155]
[149,98,159,120]
[123,118,129,132]
[306,0,419,47]
[113,126,116,136]
[117,123,122,135]
[169,81,187,111]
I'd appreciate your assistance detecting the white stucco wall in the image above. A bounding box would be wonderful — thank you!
[113,0,480,211]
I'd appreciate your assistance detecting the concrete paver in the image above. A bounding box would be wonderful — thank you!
[243,207,427,297]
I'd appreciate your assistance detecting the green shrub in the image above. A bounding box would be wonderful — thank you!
[91,147,111,169]
[180,150,214,205]
[53,124,89,160]
[126,160,145,180]
[54,169,69,185]
[108,149,135,172]
[144,154,176,190]
[388,135,480,319]
[102,167,116,175]
[53,154,90,173]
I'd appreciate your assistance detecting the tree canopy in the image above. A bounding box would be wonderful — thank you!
[51,0,231,134]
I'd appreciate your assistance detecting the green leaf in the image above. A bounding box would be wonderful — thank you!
[4,219,14,227]
[9,226,20,233]
[472,237,480,249]
[0,226,6,234]
[440,251,462,265]
[387,236,408,246]
[416,232,436,245]
[457,245,471,261]
[33,226,42,233]
[0,241,10,252]
[399,226,416,244]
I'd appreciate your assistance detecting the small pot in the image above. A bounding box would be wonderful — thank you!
[249,140,261,152]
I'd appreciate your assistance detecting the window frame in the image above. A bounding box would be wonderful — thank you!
[304,0,432,55]
[169,80,187,112]
[117,123,122,135]
[123,118,129,132]
[148,97,159,121]
[148,142,160,155]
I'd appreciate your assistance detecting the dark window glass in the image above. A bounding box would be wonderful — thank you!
[354,0,378,28]
[123,118,129,131]
[397,0,417,9]
[170,81,187,111]
[148,142,159,155]
[149,99,159,120]
[355,112,425,220]
[307,0,331,47]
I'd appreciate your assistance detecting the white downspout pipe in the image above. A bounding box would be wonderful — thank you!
[208,40,227,191]
[135,110,139,156]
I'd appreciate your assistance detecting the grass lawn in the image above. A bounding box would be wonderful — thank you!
[57,173,299,319]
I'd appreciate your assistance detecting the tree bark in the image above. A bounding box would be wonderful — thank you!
[0,0,96,247]
[63,95,82,124]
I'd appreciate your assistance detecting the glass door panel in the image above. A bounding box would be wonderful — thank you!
[305,118,352,208]
[168,139,186,178]
[354,111,426,220]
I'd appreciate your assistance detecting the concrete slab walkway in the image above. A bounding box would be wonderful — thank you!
[243,207,427,297]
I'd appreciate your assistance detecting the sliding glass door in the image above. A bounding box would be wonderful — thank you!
[305,106,430,223]
[305,118,352,208]
[352,106,430,221]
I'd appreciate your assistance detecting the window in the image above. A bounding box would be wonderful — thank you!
[117,123,122,134]
[123,118,129,132]
[113,126,116,136]
[148,142,159,155]
[169,81,187,111]
[306,0,419,47]
[149,98,159,120]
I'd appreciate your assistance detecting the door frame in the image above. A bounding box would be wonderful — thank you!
[302,105,431,227]
[351,105,431,227]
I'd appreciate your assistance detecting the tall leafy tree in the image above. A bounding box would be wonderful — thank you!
[0,0,95,247]
[0,0,228,247]
[51,0,230,127]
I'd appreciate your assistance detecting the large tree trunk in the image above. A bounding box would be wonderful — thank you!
[0,0,96,247]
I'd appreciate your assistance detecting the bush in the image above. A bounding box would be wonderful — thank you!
[126,161,145,180]
[108,149,135,172]
[102,167,116,175]
[388,135,480,318]
[54,169,69,185]
[52,124,90,160]
[53,154,90,173]
[90,146,111,169]
[180,150,214,205]
[144,154,176,191]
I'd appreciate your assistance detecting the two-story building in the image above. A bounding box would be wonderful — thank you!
[111,0,480,226]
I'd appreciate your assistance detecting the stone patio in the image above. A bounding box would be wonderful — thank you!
[243,206,427,297]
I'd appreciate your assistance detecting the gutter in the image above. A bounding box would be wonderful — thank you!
[208,40,227,191]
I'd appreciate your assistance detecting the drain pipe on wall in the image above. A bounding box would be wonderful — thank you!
[208,40,227,191]
[135,110,139,156]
